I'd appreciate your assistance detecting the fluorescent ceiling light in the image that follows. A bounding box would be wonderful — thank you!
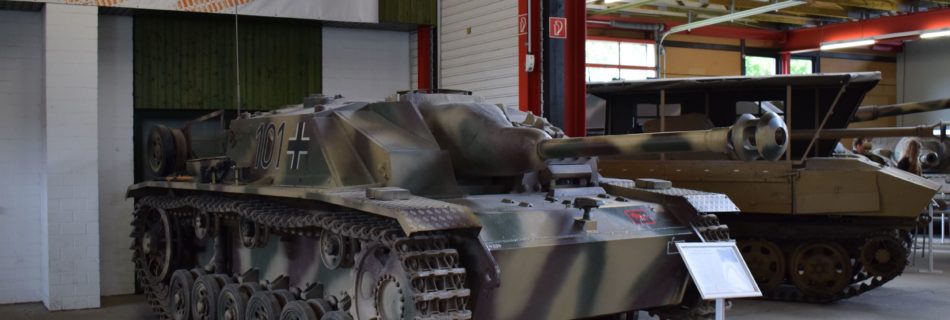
[921,29,950,39]
[604,0,625,3]
[665,1,805,35]
[820,39,875,50]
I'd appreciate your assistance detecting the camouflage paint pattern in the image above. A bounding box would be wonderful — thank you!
[129,92,750,319]
[852,98,950,122]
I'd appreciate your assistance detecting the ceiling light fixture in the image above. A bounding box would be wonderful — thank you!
[820,39,876,50]
[604,0,625,3]
[661,1,804,42]
[921,28,950,39]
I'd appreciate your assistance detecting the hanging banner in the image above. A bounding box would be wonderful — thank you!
[25,0,379,23]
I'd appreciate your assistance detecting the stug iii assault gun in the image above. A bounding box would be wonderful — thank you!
[129,92,786,320]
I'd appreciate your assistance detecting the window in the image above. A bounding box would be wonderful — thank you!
[789,58,814,75]
[744,56,777,76]
[585,39,657,82]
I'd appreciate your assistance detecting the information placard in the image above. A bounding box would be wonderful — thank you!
[675,242,762,299]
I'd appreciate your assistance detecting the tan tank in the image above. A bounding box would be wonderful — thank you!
[588,73,941,303]
[128,91,787,320]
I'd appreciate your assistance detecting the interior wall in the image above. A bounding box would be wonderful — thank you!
[322,27,410,101]
[97,14,134,297]
[820,57,898,131]
[663,35,743,78]
[897,37,950,126]
[0,9,44,304]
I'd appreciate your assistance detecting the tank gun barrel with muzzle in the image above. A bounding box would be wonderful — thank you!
[852,99,950,122]
[790,122,950,140]
[538,112,788,161]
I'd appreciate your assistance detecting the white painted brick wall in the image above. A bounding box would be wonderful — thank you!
[322,27,410,101]
[97,15,135,296]
[42,3,100,310]
[0,9,44,305]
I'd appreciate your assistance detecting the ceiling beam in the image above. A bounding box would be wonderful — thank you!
[784,8,950,52]
[588,0,657,16]
[826,0,900,11]
[707,0,850,19]
[653,4,812,25]
[588,14,787,40]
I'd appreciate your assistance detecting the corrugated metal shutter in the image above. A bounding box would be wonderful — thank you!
[410,30,418,90]
[440,0,518,107]
[133,14,322,110]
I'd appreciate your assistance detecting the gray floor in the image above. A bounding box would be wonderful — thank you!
[3,242,949,320]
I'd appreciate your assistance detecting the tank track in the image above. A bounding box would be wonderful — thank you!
[131,195,472,320]
[761,230,910,303]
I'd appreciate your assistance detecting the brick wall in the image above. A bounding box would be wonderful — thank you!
[322,27,410,100]
[42,3,100,310]
[97,15,134,297]
[0,9,44,304]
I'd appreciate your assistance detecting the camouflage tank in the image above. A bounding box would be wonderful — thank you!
[588,73,941,303]
[128,92,787,320]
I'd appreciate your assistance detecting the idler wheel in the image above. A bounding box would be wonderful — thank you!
[169,270,197,320]
[738,239,785,293]
[219,282,262,320]
[192,274,232,320]
[860,235,908,278]
[141,208,174,280]
[788,241,853,299]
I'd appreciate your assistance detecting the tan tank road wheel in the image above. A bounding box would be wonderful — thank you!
[860,235,908,278]
[788,241,853,299]
[738,239,785,293]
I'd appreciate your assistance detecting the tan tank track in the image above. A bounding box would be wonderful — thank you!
[763,230,909,304]
[131,195,473,320]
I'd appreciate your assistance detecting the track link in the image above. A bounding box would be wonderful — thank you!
[131,195,472,320]
[762,230,910,303]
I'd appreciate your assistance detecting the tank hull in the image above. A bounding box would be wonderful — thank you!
[128,182,715,319]
[599,157,939,302]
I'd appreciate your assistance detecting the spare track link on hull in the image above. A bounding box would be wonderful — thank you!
[130,195,473,320]
[762,230,909,304]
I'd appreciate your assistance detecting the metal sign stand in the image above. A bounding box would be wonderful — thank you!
[715,298,725,320]
[675,242,762,320]
[919,201,943,274]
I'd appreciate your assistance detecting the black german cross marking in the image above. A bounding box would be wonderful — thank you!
[287,121,310,169]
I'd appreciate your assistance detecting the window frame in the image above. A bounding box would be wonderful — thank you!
[585,36,658,82]
[789,55,817,74]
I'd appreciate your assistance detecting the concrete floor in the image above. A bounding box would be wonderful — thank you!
[3,242,949,320]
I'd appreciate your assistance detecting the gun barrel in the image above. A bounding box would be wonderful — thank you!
[790,122,950,140]
[852,99,950,122]
[539,112,789,161]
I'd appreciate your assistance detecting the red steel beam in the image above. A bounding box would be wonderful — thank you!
[564,0,587,137]
[417,25,431,90]
[784,8,950,52]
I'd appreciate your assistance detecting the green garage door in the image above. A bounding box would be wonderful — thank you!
[134,13,322,110]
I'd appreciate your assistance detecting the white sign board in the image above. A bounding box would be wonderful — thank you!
[675,242,762,300]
